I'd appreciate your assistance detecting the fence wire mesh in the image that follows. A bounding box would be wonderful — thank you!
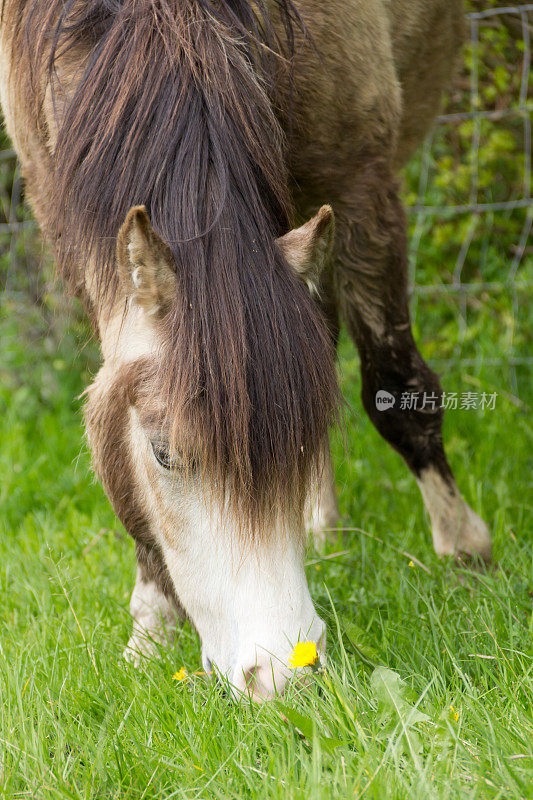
[407,4,532,394]
[0,5,531,393]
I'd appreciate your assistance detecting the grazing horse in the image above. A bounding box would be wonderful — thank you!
[0,0,492,700]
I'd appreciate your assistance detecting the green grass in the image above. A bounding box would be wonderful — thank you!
[0,291,532,799]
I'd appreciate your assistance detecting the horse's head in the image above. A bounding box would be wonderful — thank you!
[84,205,337,700]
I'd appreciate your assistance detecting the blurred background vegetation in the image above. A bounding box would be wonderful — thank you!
[0,1,531,404]
[404,1,532,396]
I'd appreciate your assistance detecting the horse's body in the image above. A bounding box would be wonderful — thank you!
[0,0,491,700]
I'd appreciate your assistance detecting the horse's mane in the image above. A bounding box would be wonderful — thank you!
[13,0,339,528]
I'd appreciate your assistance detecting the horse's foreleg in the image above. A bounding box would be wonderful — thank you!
[123,545,182,664]
[305,274,341,549]
[335,161,492,561]
[306,443,340,549]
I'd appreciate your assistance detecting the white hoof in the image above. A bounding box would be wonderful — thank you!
[123,632,163,666]
[417,466,492,561]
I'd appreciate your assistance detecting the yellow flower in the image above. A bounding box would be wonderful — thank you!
[409,560,415,568]
[172,667,189,682]
[289,641,318,668]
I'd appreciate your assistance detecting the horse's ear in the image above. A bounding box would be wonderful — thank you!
[277,205,334,294]
[117,206,177,314]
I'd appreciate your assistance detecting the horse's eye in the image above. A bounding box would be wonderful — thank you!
[151,442,181,470]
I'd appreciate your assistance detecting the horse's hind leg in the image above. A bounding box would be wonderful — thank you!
[123,543,182,664]
[335,161,492,561]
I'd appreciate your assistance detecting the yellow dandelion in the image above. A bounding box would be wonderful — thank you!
[289,640,318,668]
[172,667,189,682]
[408,560,415,568]
[454,711,459,722]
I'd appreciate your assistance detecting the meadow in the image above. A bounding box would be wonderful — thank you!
[1,4,532,797]
[1,285,532,798]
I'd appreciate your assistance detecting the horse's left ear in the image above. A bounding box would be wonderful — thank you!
[277,205,335,294]
[116,205,177,314]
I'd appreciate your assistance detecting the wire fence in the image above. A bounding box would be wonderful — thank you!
[407,4,532,393]
[1,5,531,392]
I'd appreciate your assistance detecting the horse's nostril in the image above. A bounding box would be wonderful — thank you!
[243,665,268,700]
[235,660,286,702]
[243,665,260,690]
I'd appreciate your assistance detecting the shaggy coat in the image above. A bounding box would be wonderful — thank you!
[0,0,492,696]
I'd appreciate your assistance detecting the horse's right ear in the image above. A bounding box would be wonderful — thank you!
[116,206,177,314]
[277,205,334,295]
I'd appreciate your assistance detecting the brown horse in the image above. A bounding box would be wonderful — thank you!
[0,0,491,700]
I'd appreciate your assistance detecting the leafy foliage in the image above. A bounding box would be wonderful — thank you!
[403,4,532,389]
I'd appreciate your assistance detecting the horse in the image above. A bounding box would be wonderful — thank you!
[0,0,492,701]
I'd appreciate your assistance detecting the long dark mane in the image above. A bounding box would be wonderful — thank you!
[13,0,339,526]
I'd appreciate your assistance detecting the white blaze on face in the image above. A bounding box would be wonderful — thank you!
[92,202,336,700]
[128,406,325,700]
